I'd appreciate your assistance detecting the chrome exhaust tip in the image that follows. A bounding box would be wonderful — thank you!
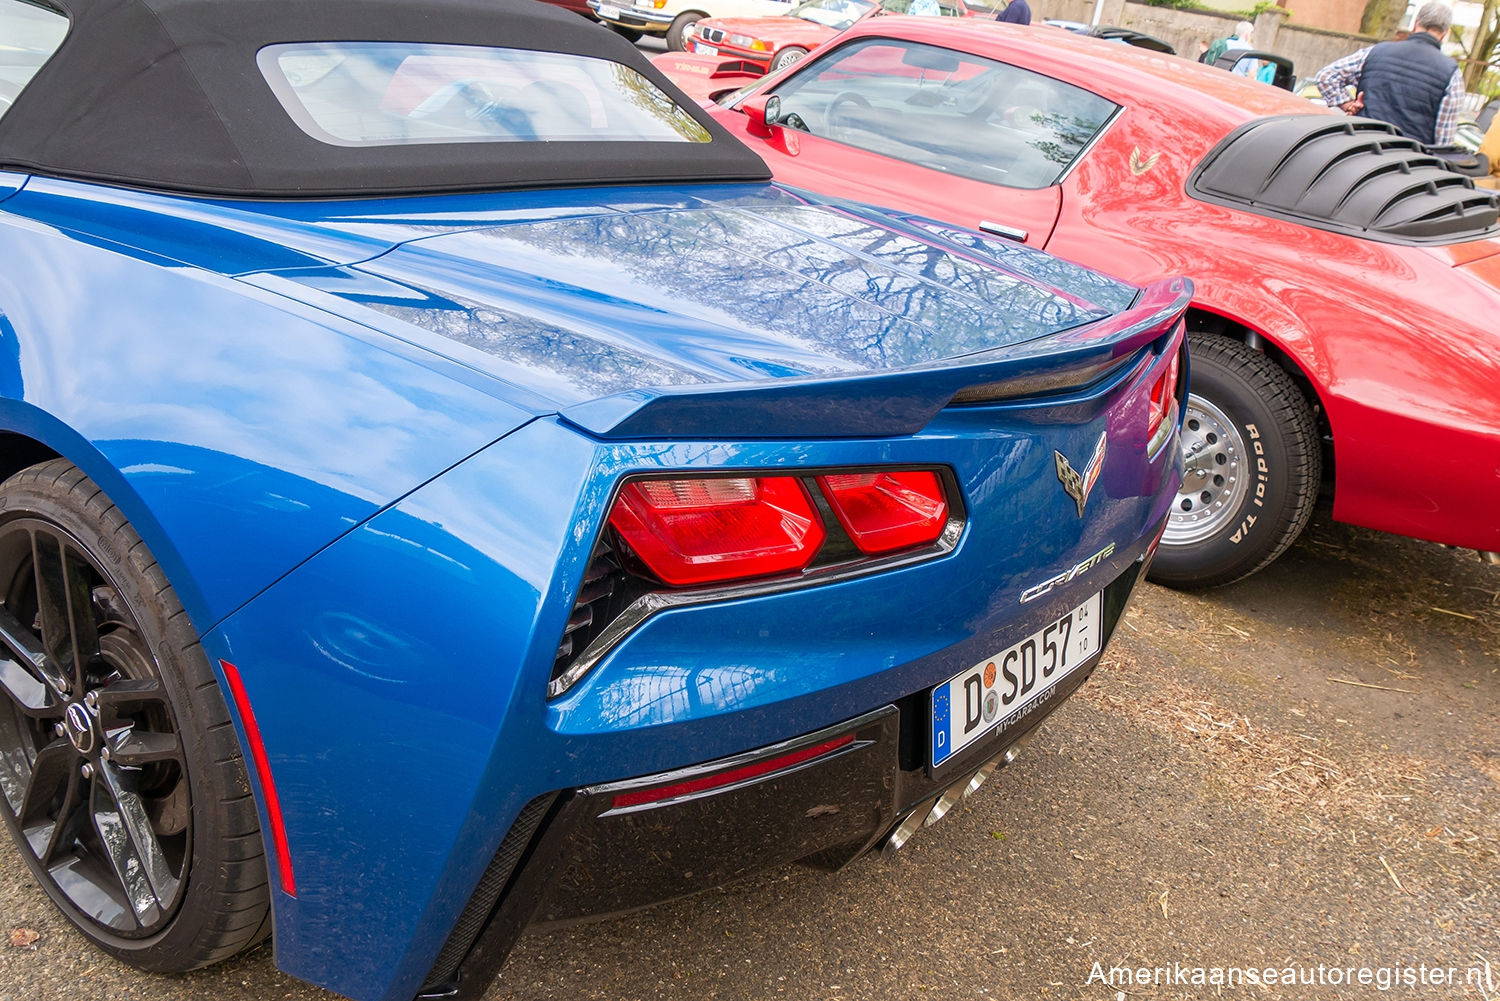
[1480,550,1500,566]
[881,735,1034,854]
[925,735,1032,828]
[924,777,968,828]
[881,803,934,857]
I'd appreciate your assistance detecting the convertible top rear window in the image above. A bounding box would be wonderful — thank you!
[0,0,68,123]
[0,0,768,197]
[260,43,711,147]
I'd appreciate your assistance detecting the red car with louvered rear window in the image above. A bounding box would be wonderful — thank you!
[656,19,1500,585]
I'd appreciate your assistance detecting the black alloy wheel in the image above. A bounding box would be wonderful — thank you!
[0,459,269,970]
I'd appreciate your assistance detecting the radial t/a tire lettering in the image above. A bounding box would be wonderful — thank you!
[0,459,269,971]
[1148,333,1321,589]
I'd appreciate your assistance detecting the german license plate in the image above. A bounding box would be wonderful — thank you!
[931,592,1101,767]
[597,3,622,17]
[693,42,718,56]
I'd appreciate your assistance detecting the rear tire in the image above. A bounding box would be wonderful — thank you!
[1148,334,1321,588]
[666,13,702,50]
[0,459,270,971]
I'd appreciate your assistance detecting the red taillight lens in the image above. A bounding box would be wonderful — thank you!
[817,470,949,555]
[608,476,825,586]
[1147,348,1181,450]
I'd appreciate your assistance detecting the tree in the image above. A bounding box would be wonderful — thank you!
[1452,0,1499,92]
[1359,0,1404,39]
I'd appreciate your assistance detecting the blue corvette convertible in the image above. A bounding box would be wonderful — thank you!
[0,0,1186,998]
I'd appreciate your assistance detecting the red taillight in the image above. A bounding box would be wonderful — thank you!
[1147,348,1181,450]
[817,471,949,554]
[608,476,825,586]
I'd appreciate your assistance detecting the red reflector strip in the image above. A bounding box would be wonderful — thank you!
[219,660,296,897]
[611,733,856,810]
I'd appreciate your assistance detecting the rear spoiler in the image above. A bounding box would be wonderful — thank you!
[560,277,1191,440]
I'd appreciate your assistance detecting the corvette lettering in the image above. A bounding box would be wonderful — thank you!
[1020,542,1116,604]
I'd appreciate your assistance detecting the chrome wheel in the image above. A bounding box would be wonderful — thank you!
[1149,333,1321,589]
[770,46,807,72]
[1163,393,1249,546]
[0,518,189,936]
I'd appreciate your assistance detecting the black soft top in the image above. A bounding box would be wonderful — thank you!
[0,0,771,197]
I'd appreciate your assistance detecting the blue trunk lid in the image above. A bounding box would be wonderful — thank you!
[259,185,1179,436]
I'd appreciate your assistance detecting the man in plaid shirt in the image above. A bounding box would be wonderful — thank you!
[1314,1,1465,147]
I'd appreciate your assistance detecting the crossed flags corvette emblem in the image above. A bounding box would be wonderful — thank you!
[1054,433,1107,517]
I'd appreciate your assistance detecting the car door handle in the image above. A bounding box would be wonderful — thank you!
[979,221,1028,243]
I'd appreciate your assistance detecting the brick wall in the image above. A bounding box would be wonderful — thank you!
[1032,0,1379,81]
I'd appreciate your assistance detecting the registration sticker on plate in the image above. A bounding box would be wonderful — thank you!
[597,3,622,17]
[931,592,1101,767]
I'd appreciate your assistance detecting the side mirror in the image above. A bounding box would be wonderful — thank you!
[740,93,782,136]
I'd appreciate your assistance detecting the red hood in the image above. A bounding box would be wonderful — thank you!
[696,13,841,44]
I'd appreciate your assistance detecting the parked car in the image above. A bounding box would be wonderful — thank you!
[0,2,1187,1000]
[532,0,600,19]
[590,0,795,49]
[685,0,974,73]
[1043,18,1175,54]
[656,18,1500,585]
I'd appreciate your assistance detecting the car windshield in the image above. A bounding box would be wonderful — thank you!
[258,42,712,146]
[791,0,876,30]
[0,0,69,122]
[767,39,1119,189]
[878,0,966,14]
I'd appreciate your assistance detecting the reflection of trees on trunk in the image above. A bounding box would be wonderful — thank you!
[361,287,711,404]
[903,219,1136,313]
[356,191,1120,402]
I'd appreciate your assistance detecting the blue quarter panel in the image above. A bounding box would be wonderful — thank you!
[208,344,1180,1001]
[0,207,533,627]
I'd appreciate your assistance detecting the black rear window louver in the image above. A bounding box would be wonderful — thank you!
[1188,115,1500,245]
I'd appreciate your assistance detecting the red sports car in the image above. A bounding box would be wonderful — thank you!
[656,21,1500,586]
[684,0,975,73]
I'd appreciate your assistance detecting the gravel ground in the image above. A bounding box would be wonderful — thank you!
[1,512,1496,1001]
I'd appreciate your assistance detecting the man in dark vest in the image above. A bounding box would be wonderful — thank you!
[995,0,1031,24]
[1313,2,1465,147]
